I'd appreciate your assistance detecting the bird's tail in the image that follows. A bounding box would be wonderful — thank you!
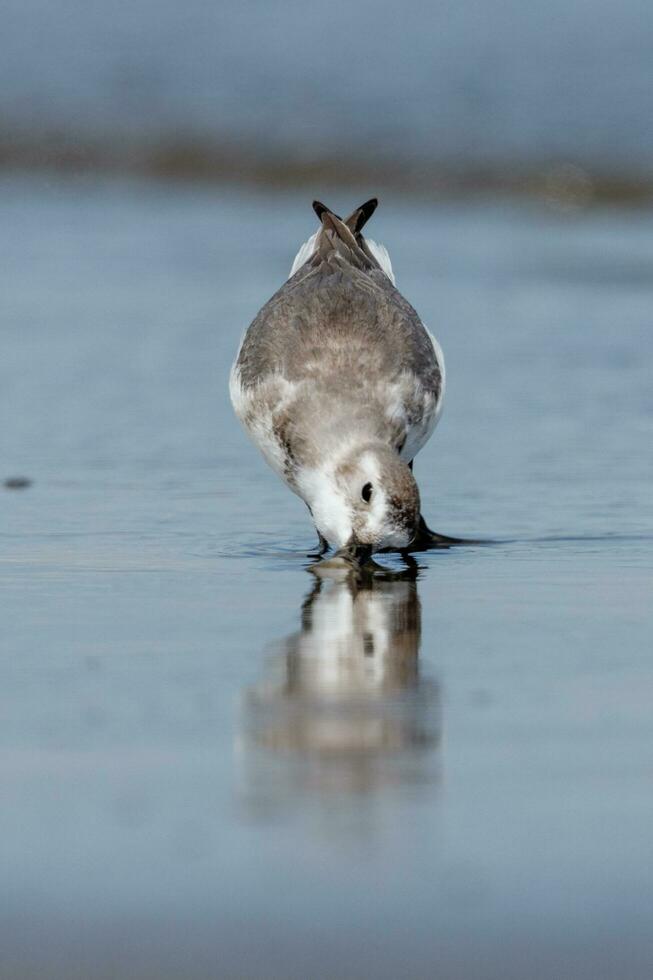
[289,198,395,283]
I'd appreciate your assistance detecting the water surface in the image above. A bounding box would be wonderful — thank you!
[1,176,652,978]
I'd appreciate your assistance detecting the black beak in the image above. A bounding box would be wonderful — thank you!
[333,540,373,567]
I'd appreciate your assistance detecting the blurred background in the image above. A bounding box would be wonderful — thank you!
[2,3,653,979]
[3,0,653,201]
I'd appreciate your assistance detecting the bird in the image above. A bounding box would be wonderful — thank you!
[230,197,459,564]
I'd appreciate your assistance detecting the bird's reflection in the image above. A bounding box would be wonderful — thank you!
[238,565,441,816]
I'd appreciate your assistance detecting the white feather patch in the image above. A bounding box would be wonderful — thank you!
[365,239,395,284]
[426,328,446,427]
[289,231,318,277]
[297,468,353,549]
[229,363,301,484]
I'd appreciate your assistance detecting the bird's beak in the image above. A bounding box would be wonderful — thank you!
[333,539,373,567]
[307,539,373,576]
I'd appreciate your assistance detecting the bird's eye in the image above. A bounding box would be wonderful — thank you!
[361,482,373,503]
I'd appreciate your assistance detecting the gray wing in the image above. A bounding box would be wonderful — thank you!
[236,254,441,400]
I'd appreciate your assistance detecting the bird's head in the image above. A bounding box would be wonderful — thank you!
[306,444,420,563]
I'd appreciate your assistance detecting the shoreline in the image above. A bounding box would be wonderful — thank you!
[2,133,652,208]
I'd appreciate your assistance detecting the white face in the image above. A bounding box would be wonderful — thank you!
[299,453,415,552]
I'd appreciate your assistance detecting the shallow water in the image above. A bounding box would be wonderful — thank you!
[2,176,653,978]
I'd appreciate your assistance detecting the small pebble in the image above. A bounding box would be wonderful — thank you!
[4,477,32,490]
